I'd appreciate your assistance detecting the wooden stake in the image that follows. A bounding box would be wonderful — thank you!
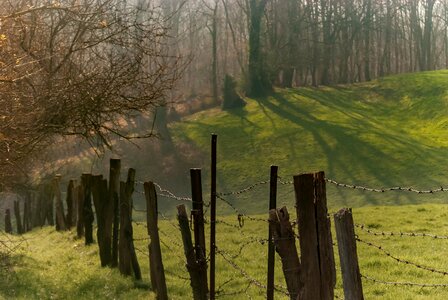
[210,134,217,300]
[109,159,121,268]
[145,181,167,299]
[334,208,364,300]
[267,165,278,300]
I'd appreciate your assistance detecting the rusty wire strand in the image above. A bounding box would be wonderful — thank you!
[361,273,448,288]
[216,247,290,297]
[355,224,448,239]
[217,180,270,196]
[278,176,448,195]
[216,194,268,223]
[356,237,448,276]
[325,179,448,194]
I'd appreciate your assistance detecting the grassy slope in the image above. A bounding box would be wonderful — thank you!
[4,205,448,299]
[171,70,448,212]
[0,227,154,300]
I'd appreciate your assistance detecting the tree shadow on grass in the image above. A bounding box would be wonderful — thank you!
[254,91,445,206]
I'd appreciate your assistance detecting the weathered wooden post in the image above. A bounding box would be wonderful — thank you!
[294,172,335,300]
[23,192,30,232]
[5,209,12,234]
[190,168,208,299]
[177,204,205,300]
[145,181,167,299]
[100,178,110,265]
[76,183,84,238]
[14,200,23,234]
[44,183,54,226]
[54,175,66,231]
[66,180,75,229]
[334,208,364,300]
[314,171,336,299]
[295,173,321,299]
[92,175,107,266]
[267,165,278,300]
[72,181,79,227]
[269,207,301,300]
[119,181,132,276]
[109,159,121,267]
[210,134,217,300]
[82,173,94,245]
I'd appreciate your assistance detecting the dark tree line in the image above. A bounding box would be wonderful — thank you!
[169,0,448,95]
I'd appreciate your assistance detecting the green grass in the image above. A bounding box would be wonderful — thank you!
[0,227,154,300]
[4,204,448,299]
[171,70,448,212]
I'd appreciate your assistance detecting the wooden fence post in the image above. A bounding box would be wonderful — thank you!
[24,191,33,232]
[31,190,40,228]
[72,181,79,227]
[36,186,44,227]
[109,159,121,268]
[294,172,335,300]
[14,200,23,234]
[66,180,75,229]
[145,181,167,299]
[269,207,301,300]
[119,181,132,276]
[314,172,336,299]
[54,175,66,231]
[294,173,321,300]
[101,178,112,266]
[126,174,141,280]
[267,165,278,300]
[76,182,85,239]
[5,209,12,233]
[190,168,208,299]
[82,174,94,245]
[92,175,107,266]
[23,196,28,233]
[210,134,217,300]
[44,183,54,226]
[177,204,206,300]
[334,208,364,300]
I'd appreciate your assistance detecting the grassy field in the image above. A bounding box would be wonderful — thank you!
[3,71,448,299]
[171,70,448,212]
[3,204,448,299]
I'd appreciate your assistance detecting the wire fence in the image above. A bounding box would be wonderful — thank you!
[131,176,448,296]
[6,174,446,298]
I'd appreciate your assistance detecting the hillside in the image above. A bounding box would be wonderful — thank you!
[171,70,448,212]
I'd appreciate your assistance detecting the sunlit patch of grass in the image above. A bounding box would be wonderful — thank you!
[4,204,448,299]
[171,70,448,212]
[0,227,154,300]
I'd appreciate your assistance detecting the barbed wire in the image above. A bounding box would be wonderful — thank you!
[164,268,190,281]
[133,237,150,241]
[361,273,448,288]
[134,221,147,228]
[158,212,180,230]
[355,224,448,239]
[216,195,268,224]
[132,206,147,213]
[216,247,291,298]
[217,180,269,196]
[276,176,448,195]
[134,246,149,257]
[356,237,448,276]
[135,181,194,202]
[216,282,252,298]
[325,179,448,194]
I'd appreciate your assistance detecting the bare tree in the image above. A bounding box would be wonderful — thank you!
[0,0,182,188]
